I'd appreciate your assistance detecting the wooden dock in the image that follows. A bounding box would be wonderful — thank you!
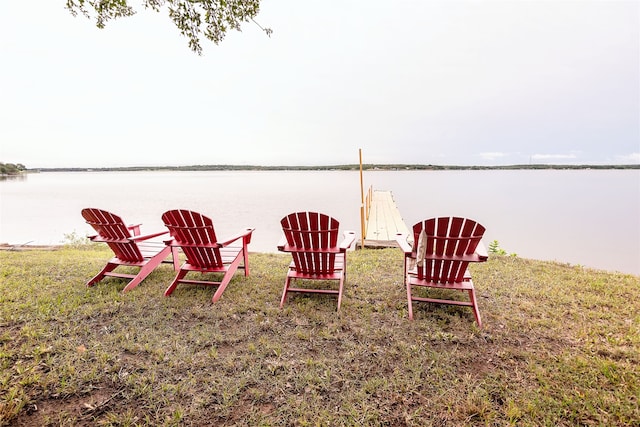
[363,190,409,248]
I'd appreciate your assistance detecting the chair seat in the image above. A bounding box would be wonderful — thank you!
[406,276,475,291]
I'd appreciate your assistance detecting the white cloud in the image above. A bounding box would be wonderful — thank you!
[614,153,640,164]
[531,154,578,160]
[479,152,509,160]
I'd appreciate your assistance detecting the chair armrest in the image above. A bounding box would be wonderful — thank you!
[168,242,222,248]
[218,228,255,247]
[395,233,413,254]
[127,223,142,236]
[129,231,169,242]
[277,235,287,252]
[278,245,343,254]
[339,231,356,250]
[277,231,355,253]
[88,232,167,243]
[476,241,488,261]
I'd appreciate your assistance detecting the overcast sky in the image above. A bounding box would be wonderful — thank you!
[1,1,638,168]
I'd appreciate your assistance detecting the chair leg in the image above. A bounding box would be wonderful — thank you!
[403,256,409,281]
[336,274,345,311]
[468,289,482,328]
[122,249,172,293]
[170,247,180,271]
[279,276,292,309]
[122,264,155,293]
[211,269,234,303]
[407,282,414,320]
[242,247,250,276]
[211,251,245,303]
[86,263,117,287]
[164,269,188,296]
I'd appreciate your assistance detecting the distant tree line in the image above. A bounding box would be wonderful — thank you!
[31,163,639,172]
[0,163,26,175]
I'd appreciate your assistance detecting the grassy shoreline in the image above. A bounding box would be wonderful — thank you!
[1,247,638,426]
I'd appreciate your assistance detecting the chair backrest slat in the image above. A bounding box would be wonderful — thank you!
[412,217,486,283]
[281,212,340,275]
[162,209,223,269]
[82,208,144,262]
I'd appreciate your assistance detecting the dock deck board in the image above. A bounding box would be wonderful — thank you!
[364,190,409,247]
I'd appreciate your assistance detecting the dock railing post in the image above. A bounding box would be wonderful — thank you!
[366,186,372,221]
[359,149,366,249]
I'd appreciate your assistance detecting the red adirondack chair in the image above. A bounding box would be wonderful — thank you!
[395,217,488,327]
[161,209,254,303]
[277,212,356,310]
[81,208,179,292]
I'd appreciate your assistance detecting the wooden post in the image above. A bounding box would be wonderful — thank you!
[359,149,365,249]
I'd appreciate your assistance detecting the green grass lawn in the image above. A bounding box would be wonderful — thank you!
[1,247,638,426]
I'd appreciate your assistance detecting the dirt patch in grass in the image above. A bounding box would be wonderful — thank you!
[16,387,123,427]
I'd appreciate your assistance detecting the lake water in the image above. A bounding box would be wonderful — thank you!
[1,170,638,275]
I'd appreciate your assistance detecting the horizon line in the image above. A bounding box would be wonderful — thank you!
[26,163,640,171]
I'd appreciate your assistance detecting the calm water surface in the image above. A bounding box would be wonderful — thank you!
[1,170,638,275]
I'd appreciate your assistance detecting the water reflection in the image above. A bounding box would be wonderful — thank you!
[0,174,27,182]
